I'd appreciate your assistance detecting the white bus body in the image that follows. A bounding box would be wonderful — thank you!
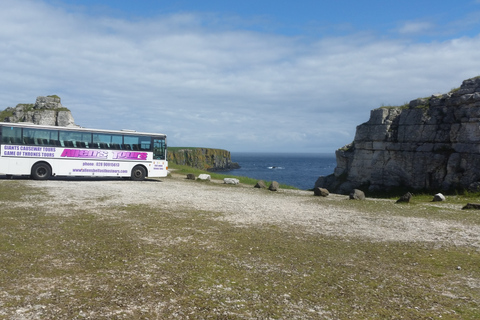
[0,122,168,180]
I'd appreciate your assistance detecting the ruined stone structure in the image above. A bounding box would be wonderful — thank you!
[1,95,77,127]
[316,76,480,194]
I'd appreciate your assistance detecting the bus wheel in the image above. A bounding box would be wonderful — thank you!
[31,162,52,180]
[131,166,146,181]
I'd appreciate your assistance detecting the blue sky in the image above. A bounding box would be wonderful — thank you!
[2,1,480,153]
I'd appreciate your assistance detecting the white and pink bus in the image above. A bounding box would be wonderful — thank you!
[0,122,167,180]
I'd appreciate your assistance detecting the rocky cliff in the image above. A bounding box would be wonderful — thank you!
[1,95,77,127]
[316,76,480,194]
[168,148,240,171]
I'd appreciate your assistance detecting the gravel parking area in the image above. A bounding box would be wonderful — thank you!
[28,174,480,249]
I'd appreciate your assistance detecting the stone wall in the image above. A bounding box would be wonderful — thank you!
[316,76,480,194]
[168,148,240,171]
[1,95,77,127]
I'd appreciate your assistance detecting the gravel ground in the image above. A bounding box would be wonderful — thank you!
[27,173,480,249]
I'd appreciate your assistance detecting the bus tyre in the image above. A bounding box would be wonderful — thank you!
[131,166,146,181]
[31,163,52,180]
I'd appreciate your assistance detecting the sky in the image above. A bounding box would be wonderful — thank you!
[2,1,480,153]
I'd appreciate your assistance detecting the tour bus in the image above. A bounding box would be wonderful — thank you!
[0,122,167,180]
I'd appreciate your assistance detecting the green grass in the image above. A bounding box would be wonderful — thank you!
[168,163,298,189]
[0,181,479,319]
[168,146,225,152]
[380,102,409,109]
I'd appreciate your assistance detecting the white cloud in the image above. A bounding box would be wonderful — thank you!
[1,1,480,153]
[397,21,434,35]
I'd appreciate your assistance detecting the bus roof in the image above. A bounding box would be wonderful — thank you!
[0,122,166,137]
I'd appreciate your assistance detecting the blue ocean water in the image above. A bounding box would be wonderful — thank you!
[221,152,337,190]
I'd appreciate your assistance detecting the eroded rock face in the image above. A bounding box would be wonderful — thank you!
[2,96,77,127]
[316,77,480,194]
[168,148,240,171]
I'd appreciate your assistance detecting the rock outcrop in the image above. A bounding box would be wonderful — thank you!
[168,148,240,171]
[1,95,77,127]
[316,76,480,194]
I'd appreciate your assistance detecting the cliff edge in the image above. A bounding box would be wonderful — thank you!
[168,148,240,171]
[316,76,480,194]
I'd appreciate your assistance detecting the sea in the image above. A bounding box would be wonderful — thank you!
[221,152,337,190]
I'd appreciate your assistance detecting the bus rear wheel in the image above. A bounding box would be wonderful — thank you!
[131,166,146,181]
[31,162,52,180]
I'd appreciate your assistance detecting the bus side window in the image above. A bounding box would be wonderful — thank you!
[2,127,22,145]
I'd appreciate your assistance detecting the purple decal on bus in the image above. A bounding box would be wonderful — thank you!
[112,151,148,160]
[61,149,109,159]
[60,149,148,160]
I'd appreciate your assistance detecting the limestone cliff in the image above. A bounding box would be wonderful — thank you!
[168,148,240,171]
[316,76,480,194]
[1,95,77,127]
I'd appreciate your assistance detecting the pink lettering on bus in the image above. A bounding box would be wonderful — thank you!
[61,149,108,159]
[112,151,147,160]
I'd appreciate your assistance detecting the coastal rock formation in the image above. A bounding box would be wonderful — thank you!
[1,95,77,127]
[168,148,240,171]
[316,76,480,194]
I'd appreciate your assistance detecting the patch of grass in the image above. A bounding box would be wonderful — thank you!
[380,102,409,109]
[0,180,46,201]
[168,146,198,152]
[0,108,15,121]
[1,182,479,318]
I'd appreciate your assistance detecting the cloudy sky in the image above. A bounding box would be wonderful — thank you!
[2,0,480,153]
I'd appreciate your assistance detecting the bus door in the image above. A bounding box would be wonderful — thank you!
[153,138,166,160]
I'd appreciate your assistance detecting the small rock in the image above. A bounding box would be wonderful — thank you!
[432,193,445,202]
[349,189,365,200]
[468,181,480,193]
[396,192,412,203]
[269,181,280,191]
[198,174,211,181]
[254,180,267,188]
[186,173,196,180]
[224,178,239,185]
[313,187,329,197]
[462,203,480,210]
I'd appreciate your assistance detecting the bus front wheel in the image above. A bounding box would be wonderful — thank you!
[31,162,52,180]
[131,166,146,181]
